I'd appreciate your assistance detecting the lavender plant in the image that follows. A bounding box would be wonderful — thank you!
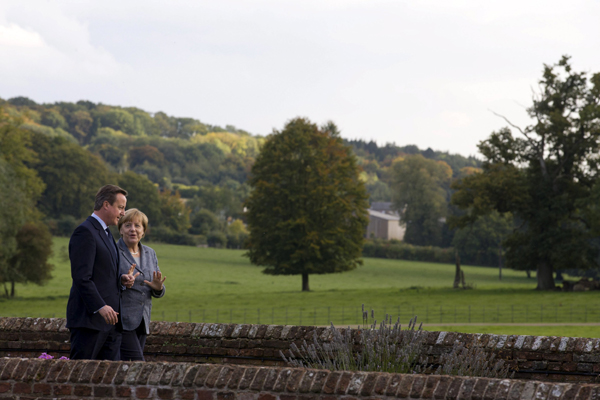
[281,306,426,374]
[282,305,512,379]
[434,342,512,379]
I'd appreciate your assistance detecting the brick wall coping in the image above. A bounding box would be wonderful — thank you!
[1,357,600,399]
[2,317,600,355]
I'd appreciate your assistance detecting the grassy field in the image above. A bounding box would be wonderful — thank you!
[1,237,599,338]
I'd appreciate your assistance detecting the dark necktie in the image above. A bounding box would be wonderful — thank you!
[105,228,117,262]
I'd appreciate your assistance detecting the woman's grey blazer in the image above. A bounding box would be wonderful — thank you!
[117,238,165,334]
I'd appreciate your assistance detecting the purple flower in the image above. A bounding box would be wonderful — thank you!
[59,356,70,360]
[38,353,54,359]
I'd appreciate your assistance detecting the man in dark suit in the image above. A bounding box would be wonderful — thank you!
[66,184,133,360]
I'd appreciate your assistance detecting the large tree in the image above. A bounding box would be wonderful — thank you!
[245,118,369,291]
[391,154,452,246]
[451,56,600,290]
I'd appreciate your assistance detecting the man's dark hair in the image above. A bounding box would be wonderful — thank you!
[94,185,128,211]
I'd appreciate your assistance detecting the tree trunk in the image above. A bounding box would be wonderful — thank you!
[498,245,502,281]
[3,284,8,299]
[302,273,310,292]
[10,281,14,298]
[536,260,555,290]
[453,252,461,289]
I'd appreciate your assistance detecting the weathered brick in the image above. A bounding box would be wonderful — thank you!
[74,384,93,397]
[56,359,75,382]
[263,367,282,391]
[136,387,153,399]
[0,358,19,380]
[215,366,235,389]
[385,373,403,397]
[68,360,85,382]
[445,377,463,400]
[298,370,316,393]
[322,371,341,394]
[239,367,258,390]
[217,391,236,400]
[397,375,414,399]
[273,368,293,392]
[285,369,305,392]
[507,381,524,400]
[360,372,379,396]
[178,388,197,400]
[103,362,121,384]
[13,382,32,394]
[257,394,276,400]
[33,383,51,395]
[206,365,225,388]
[422,375,439,399]
[114,363,133,384]
[310,370,330,393]
[458,378,476,399]
[195,364,215,387]
[575,386,592,399]
[0,382,9,394]
[116,385,132,397]
[53,384,72,396]
[158,387,174,399]
[148,363,167,386]
[335,372,353,395]
[160,363,179,385]
[198,389,216,400]
[91,360,109,383]
[93,385,114,397]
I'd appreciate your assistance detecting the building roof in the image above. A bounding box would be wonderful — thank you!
[368,209,400,221]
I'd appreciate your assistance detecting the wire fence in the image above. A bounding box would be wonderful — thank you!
[5,304,600,326]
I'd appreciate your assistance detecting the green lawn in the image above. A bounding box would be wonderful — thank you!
[1,237,599,338]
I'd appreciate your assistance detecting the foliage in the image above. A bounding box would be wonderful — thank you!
[158,189,191,232]
[362,239,455,264]
[435,342,512,378]
[451,211,513,268]
[3,223,54,298]
[144,226,197,246]
[282,314,426,374]
[391,155,452,246]
[245,118,369,291]
[190,209,221,236]
[30,132,113,219]
[282,307,511,378]
[117,171,161,225]
[207,231,227,248]
[451,56,600,290]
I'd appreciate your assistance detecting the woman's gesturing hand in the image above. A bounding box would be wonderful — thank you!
[144,271,166,291]
[121,264,140,288]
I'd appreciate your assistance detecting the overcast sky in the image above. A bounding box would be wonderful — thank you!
[1,1,599,157]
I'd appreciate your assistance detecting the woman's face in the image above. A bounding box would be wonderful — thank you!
[120,218,145,248]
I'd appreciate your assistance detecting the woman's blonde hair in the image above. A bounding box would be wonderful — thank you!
[118,208,149,234]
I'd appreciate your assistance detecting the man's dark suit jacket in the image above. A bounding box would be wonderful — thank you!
[66,216,121,332]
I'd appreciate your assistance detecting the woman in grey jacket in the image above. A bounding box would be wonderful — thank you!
[117,208,166,361]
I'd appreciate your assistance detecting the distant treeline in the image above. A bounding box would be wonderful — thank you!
[1,95,491,263]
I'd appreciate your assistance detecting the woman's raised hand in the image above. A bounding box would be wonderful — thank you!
[144,271,166,291]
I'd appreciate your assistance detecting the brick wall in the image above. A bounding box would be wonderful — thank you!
[1,357,600,399]
[1,318,600,383]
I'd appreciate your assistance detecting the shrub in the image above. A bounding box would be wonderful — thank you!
[282,305,512,378]
[145,226,197,246]
[362,239,455,264]
[207,231,227,248]
[282,308,426,374]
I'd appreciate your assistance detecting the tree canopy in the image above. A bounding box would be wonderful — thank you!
[245,118,369,291]
[451,56,600,290]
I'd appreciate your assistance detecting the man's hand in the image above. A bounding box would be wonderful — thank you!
[121,264,140,288]
[144,271,166,291]
[98,305,119,325]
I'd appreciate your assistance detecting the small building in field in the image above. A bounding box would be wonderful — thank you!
[366,209,405,241]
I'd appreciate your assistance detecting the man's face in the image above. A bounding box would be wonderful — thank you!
[104,193,127,226]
